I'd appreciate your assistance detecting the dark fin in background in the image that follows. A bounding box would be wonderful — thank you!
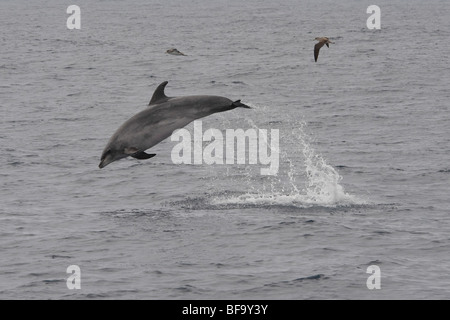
[232,100,251,109]
[131,151,157,160]
[149,81,169,105]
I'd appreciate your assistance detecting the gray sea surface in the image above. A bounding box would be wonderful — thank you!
[1,0,449,299]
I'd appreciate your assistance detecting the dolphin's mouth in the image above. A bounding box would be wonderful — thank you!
[99,155,110,169]
[99,149,112,169]
[99,156,114,168]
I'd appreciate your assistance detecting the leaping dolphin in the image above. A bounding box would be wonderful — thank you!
[99,81,251,168]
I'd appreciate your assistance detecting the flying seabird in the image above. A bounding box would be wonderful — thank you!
[314,37,334,62]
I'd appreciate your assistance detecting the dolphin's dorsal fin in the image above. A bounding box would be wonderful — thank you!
[149,81,169,105]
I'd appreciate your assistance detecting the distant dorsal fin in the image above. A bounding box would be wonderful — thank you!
[149,81,169,105]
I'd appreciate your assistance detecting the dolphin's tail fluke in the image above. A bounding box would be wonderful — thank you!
[232,100,251,109]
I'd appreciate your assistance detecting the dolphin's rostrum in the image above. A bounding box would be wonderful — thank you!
[99,81,251,168]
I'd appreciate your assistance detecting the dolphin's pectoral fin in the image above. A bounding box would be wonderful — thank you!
[131,151,156,160]
[124,147,156,160]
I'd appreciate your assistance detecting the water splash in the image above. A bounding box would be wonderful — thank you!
[209,116,364,209]
[298,123,359,206]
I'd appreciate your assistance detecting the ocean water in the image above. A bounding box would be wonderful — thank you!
[1,0,449,299]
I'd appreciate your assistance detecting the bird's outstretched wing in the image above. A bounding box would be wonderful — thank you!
[314,42,325,62]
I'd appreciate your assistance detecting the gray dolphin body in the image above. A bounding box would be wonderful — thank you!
[99,81,250,168]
